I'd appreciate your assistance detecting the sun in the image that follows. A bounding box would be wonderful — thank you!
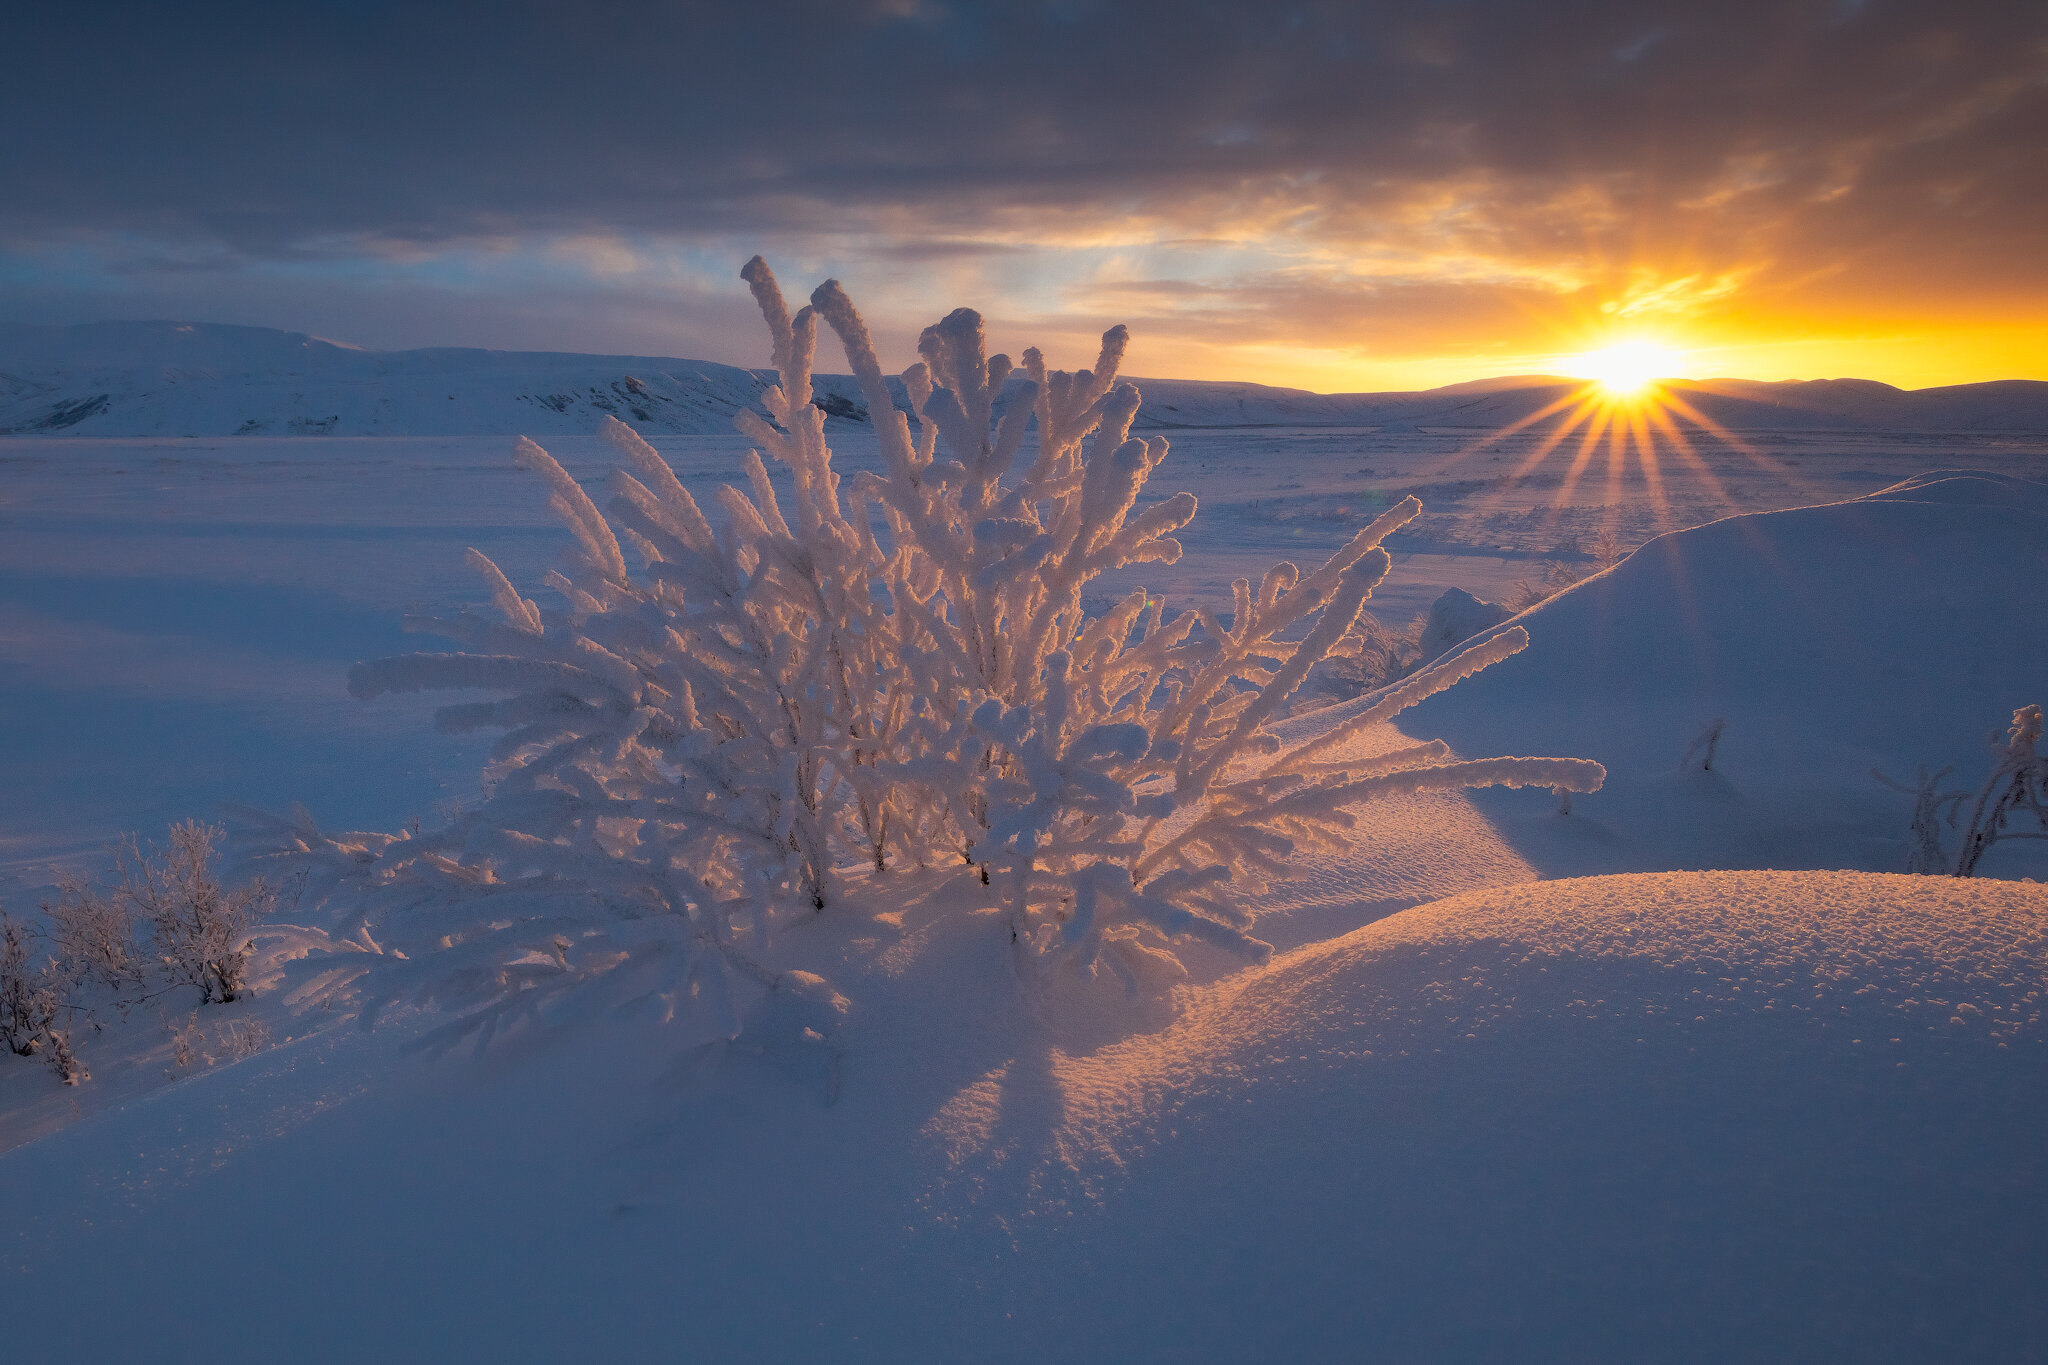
[1566,339,1685,398]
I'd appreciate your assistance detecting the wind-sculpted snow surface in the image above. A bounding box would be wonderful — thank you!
[929,869,2048,1357]
[1399,469,2048,879]
[4,869,2043,1360]
[271,262,1599,1044]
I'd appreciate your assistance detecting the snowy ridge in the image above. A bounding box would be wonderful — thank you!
[0,321,870,438]
[5,320,2048,436]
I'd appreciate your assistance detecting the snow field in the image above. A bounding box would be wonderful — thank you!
[3,869,2041,1360]
[1403,470,2048,881]
[4,303,2048,1360]
[981,869,2048,1359]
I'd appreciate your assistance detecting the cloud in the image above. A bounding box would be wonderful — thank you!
[1,0,2043,382]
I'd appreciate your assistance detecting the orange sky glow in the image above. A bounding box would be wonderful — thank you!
[5,3,2043,394]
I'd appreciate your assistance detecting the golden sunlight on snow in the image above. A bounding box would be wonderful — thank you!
[966,869,2048,1206]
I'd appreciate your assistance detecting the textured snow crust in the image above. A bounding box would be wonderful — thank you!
[4,870,2044,1361]
[1057,868,2048,1138]
[940,869,2048,1359]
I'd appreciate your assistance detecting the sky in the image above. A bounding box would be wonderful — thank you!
[4,0,2044,392]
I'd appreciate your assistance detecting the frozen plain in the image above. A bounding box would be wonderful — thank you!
[6,419,2044,887]
[3,414,2047,1360]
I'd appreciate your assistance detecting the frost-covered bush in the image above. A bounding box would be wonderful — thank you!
[287,260,1602,1041]
[1,824,274,1088]
[1876,705,2046,877]
[122,821,269,1003]
[46,871,145,991]
[1,910,50,1057]
[1311,611,1425,697]
[0,910,85,1083]
[1954,704,2047,877]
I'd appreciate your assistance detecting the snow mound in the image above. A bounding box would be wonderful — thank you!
[1863,466,2048,514]
[1398,471,2048,875]
[4,870,2044,1358]
[1075,868,2046,1110]
[1417,584,1510,662]
[961,870,2048,1357]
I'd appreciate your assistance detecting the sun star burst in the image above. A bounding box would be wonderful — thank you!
[1570,339,1683,399]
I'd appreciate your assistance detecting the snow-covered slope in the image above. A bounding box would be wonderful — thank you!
[1399,469,2048,878]
[4,420,2046,1357]
[6,321,2047,436]
[0,321,871,438]
[4,870,2042,1360]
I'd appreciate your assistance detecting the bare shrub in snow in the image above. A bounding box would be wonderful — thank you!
[122,821,269,1003]
[164,1010,203,1070]
[284,260,1603,1042]
[1954,704,2048,877]
[45,872,145,990]
[0,911,85,1084]
[39,1011,85,1084]
[1870,764,1968,874]
[213,1016,272,1061]
[1,910,49,1057]
[1507,559,1585,613]
[1681,718,1726,772]
[1312,611,1423,696]
[1875,706,2047,877]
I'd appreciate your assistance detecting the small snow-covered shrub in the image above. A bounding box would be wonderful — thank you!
[293,260,1602,1043]
[45,871,145,991]
[0,910,85,1083]
[165,1010,203,1071]
[1507,558,1586,613]
[1312,611,1425,696]
[1,910,49,1057]
[213,1015,272,1061]
[122,821,270,1003]
[2,825,277,1087]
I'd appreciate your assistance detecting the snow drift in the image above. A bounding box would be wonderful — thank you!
[3,869,2042,1360]
[965,868,2048,1359]
[1399,469,2048,877]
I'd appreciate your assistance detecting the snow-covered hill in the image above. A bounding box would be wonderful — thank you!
[1402,468,2048,879]
[0,321,811,437]
[5,320,2047,437]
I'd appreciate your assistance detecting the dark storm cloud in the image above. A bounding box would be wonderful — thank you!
[6,0,2042,268]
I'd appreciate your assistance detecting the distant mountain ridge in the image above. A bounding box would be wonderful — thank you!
[4,320,2046,437]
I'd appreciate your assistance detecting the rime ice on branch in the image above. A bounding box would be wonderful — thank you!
[317,260,1602,1032]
